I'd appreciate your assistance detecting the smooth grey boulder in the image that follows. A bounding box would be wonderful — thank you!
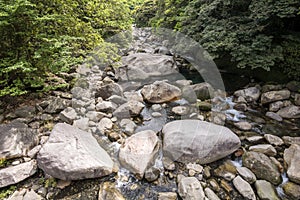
[261,90,290,104]
[118,130,159,179]
[243,151,282,185]
[141,81,182,103]
[118,53,177,81]
[284,144,300,184]
[255,180,280,200]
[37,123,114,180]
[233,176,256,200]
[162,120,241,164]
[113,100,145,119]
[0,160,37,188]
[277,105,300,119]
[178,177,205,200]
[234,86,261,102]
[0,122,38,159]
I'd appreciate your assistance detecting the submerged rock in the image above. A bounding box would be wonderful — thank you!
[38,123,114,180]
[118,130,159,179]
[162,120,241,164]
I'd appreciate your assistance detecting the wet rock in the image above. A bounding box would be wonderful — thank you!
[118,130,159,179]
[255,180,280,200]
[158,192,177,200]
[264,134,284,146]
[187,163,203,173]
[59,107,77,124]
[141,81,182,103]
[286,81,300,92]
[119,119,137,136]
[242,151,282,185]
[95,83,123,100]
[266,112,283,121]
[234,86,261,102]
[261,90,290,104]
[0,160,37,188]
[172,106,189,115]
[236,167,256,184]
[282,136,300,145]
[282,181,300,200]
[261,84,283,93]
[144,166,160,182]
[113,100,144,119]
[45,97,71,113]
[249,144,277,156]
[98,182,125,200]
[119,53,177,81]
[214,160,237,181]
[162,157,175,171]
[269,101,283,112]
[178,177,205,200]
[277,105,300,119]
[37,123,114,180]
[8,188,43,200]
[151,104,162,112]
[196,101,212,111]
[191,82,214,101]
[234,121,252,131]
[233,103,248,112]
[73,118,89,131]
[233,176,256,200]
[204,187,220,200]
[15,106,36,118]
[284,144,300,184]
[162,120,241,164]
[295,93,300,106]
[0,122,38,159]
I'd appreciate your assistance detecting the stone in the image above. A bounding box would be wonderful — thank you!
[295,93,300,106]
[246,136,264,143]
[8,188,43,200]
[59,107,77,124]
[118,130,159,179]
[261,90,291,104]
[119,119,137,136]
[236,167,256,184]
[95,83,123,100]
[234,121,252,131]
[282,181,300,200]
[284,144,300,184]
[98,182,125,200]
[282,136,300,145]
[45,97,71,114]
[214,160,237,181]
[171,106,189,115]
[113,100,145,119]
[249,144,277,156]
[151,104,162,112]
[0,160,37,188]
[261,84,283,93]
[86,111,106,122]
[15,106,36,118]
[0,122,38,159]
[154,46,172,55]
[286,81,300,92]
[98,118,113,133]
[37,123,114,180]
[266,112,283,121]
[255,180,280,200]
[144,166,160,182]
[123,91,144,102]
[242,151,282,185]
[178,177,205,200]
[141,81,182,103]
[71,87,91,99]
[119,53,177,81]
[27,145,42,158]
[162,120,241,164]
[96,101,117,112]
[158,192,177,200]
[269,101,283,112]
[162,157,175,171]
[186,163,203,173]
[277,105,300,119]
[73,118,89,131]
[204,187,220,200]
[234,86,261,102]
[107,95,127,105]
[191,82,214,101]
[233,176,256,200]
[196,101,212,111]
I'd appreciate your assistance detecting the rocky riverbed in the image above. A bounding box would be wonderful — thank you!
[0,28,300,200]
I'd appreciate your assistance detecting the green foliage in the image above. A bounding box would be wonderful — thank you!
[45,177,57,188]
[0,0,132,97]
[0,186,16,199]
[136,0,300,80]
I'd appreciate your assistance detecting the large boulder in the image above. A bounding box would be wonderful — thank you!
[0,160,37,188]
[141,81,182,103]
[162,120,241,164]
[261,90,290,104]
[118,130,159,179]
[178,177,205,200]
[0,122,38,160]
[118,53,177,81]
[277,105,300,119]
[242,151,282,185]
[284,144,300,184]
[37,123,114,180]
[234,86,261,102]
